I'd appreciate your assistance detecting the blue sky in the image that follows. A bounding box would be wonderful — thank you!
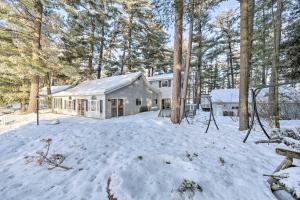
[166,0,239,47]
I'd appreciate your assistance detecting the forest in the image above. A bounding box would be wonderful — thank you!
[0,0,299,130]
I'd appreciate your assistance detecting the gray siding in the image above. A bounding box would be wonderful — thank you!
[105,77,160,119]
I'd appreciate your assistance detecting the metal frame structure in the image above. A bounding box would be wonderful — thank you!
[205,96,219,133]
[243,81,300,143]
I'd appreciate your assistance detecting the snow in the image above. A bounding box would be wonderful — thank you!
[147,73,173,82]
[53,72,145,97]
[211,88,239,103]
[0,111,299,200]
[211,86,300,103]
[40,85,72,96]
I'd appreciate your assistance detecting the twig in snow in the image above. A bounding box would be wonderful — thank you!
[106,177,117,200]
[34,138,72,170]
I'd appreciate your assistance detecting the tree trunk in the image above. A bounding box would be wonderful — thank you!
[261,1,267,85]
[228,41,234,88]
[239,0,250,130]
[171,0,183,124]
[180,0,194,121]
[28,0,43,113]
[269,0,282,128]
[97,24,105,79]
[127,14,133,72]
[86,18,95,80]
[45,72,51,95]
[120,43,126,75]
[195,23,202,108]
[248,0,255,87]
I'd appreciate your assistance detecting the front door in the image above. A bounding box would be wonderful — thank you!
[111,99,124,117]
[77,99,85,116]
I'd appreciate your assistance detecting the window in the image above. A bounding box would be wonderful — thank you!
[154,99,158,105]
[162,98,171,109]
[136,99,142,106]
[232,106,239,109]
[73,100,76,110]
[223,111,234,116]
[91,101,97,111]
[161,80,170,87]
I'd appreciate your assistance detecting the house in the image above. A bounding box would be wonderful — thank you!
[147,72,200,117]
[52,72,160,119]
[147,73,173,110]
[211,87,300,119]
[211,89,240,116]
[39,85,72,108]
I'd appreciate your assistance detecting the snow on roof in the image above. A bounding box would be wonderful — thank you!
[53,72,158,97]
[211,86,300,103]
[40,85,72,96]
[211,88,239,103]
[147,73,173,82]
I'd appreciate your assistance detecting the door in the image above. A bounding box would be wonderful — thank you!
[111,99,124,117]
[118,99,124,116]
[77,99,85,116]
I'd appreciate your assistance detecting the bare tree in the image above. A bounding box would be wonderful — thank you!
[269,0,283,128]
[171,0,183,124]
[239,0,250,130]
[28,0,43,113]
[180,0,194,121]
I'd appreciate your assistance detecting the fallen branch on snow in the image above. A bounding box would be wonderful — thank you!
[106,177,118,200]
[29,138,72,170]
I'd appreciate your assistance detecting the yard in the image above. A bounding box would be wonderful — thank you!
[0,111,299,200]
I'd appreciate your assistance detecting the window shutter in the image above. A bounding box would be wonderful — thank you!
[86,100,88,111]
[168,80,171,87]
[159,81,161,88]
[100,100,103,113]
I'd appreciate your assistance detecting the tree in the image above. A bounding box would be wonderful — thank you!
[180,0,194,120]
[27,0,43,113]
[171,0,183,124]
[211,9,239,88]
[239,0,250,130]
[268,0,283,128]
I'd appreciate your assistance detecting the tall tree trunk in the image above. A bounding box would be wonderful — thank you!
[45,72,52,109]
[171,0,183,124]
[97,24,105,79]
[127,14,133,72]
[28,0,43,113]
[239,0,250,130]
[86,18,95,80]
[228,41,234,88]
[269,0,282,128]
[248,0,255,87]
[45,72,51,95]
[262,1,266,85]
[120,43,126,75]
[180,0,194,121]
[196,23,202,107]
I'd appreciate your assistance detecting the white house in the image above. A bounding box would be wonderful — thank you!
[147,73,173,110]
[211,89,240,116]
[39,85,72,108]
[211,87,300,119]
[52,72,160,119]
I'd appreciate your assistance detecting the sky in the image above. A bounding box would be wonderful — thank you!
[166,0,239,47]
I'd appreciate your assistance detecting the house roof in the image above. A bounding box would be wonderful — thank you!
[211,88,239,103]
[40,85,72,96]
[211,87,300,103]
[147,73,173,82]
[53,72,159,97]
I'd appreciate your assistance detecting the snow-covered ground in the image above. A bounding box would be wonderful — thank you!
[0,111,299,200]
